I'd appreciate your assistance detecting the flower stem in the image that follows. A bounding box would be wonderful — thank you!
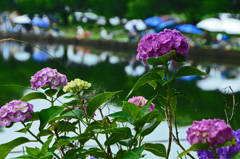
[213,149,219,159]
[21,121,60,159]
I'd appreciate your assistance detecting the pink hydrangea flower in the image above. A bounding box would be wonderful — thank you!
[186,119,233,148]
[30,67,68,90]
[136,29,189,65]
[0,100,34,126]
[128,96,155,112]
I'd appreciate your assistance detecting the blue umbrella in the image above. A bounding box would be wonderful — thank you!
[144,16,164,27]
[32,17,50,28]
[174,24,204,35]
[155,20,176,32]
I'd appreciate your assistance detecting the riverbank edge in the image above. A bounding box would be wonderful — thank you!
[0,32,239,65]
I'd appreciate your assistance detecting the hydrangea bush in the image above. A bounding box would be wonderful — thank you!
[0,29,238,159]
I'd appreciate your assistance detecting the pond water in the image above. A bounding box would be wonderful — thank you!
[1,41,240,158]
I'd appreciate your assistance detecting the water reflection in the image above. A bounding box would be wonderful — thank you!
[1,41,240,158]
[1,41,240,124]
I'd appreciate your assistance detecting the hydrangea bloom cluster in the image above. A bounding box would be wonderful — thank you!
[30,67,68,90]
[136,29,189,65]
[128,96,155,112]
[63,78,91,93]
[0,100,34,126]
[197,129,240,159]
[186,119,233,148]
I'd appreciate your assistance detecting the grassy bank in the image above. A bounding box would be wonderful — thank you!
[58,22,129,42]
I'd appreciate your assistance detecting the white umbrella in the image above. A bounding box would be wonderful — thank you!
[124,19,147,31]
[12,15,31,24]
[196,18,223,32]
[221,18,240,34]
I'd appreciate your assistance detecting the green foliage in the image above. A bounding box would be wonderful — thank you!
[122,101,143,121]
[123,144,145,159]
[86,91,122,119]
[39,106,64,131]
[0,137,32,159]
[146,50,176,66]
[126,72,163,98]
[21,92,47,102]
[145,143,166,157]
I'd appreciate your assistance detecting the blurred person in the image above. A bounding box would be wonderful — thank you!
[128,26,137,43]
[100,27,110,40]
[85,30,91,38]
[76,26,85,39]
[49,23,63,37]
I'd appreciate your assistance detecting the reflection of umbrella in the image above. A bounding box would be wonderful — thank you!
[174,24,204,35]
[155,20,176,32]
[32,52,48,61]
[144,16,164,27]
[196,18,223,32]
[12,15,31,24]
[84,12,98,20]
[124,19,147,31]
[14,52,30,61]
[221,18,240,34]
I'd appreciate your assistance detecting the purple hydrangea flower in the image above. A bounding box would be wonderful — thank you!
[0,100,34,126]
[128,96,155,112]
[186,119,233,148]
[197,129,240,159]
[136,29,189,65]
[30,67,68,90]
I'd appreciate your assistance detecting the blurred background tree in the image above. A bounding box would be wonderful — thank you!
[2,0,240,25]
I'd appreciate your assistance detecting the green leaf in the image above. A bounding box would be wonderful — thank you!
[41,84,50,90]
[148,81,157,90]
[0,137,32,159]
[232,151,240,159]
[39,106,64,131]
[56,88,68,98]
[15,123,32,134]
[146,50,176,66]
[39,153,53,159]
[108,111,134,123]
[145,143,166,157]
[126,72,163,99]
[164,66,208,87]
[25,146,40,156]
[64,94,76,99]
[40,136,53,156]
[115,149,127,159]
[61,100,80,107]
[215,137,237,149]
[21,92,47,102]
[12,155,38,159]
[99,127,132,136]
[122,101,143,121]
[134,110,163,127]
[53,108,83,121]
[104,133,129,146]
[123,144,145,159]
[173,53,187,62]
[56,121,78,133]
[140,118,161,137]
[86,91,122,119]
[141,95,157,115]
[178,143,211,158]
[75,133,91,145]
[118,139,137,147]
[37,129,54,137]
[172,92,193,103]
[45,89,58,97]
